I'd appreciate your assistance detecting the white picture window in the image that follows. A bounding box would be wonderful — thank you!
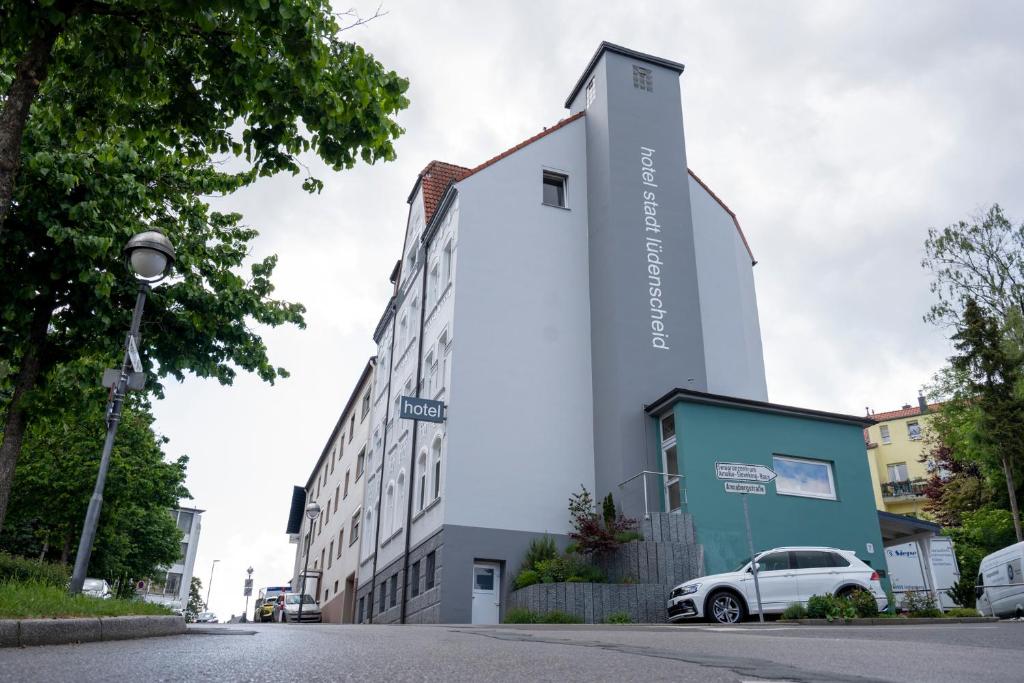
[879,424,891,444]
[887,462,909,483]
[772,455,836,500]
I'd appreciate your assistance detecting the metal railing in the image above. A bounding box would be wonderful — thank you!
[880,478,928,499]
[617,470,685,520]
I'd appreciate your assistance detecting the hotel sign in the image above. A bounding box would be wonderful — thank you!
[399,396,446,423]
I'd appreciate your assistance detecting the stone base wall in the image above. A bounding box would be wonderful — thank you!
[507,582,676,624]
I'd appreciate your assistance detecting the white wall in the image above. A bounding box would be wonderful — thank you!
[444,117,596,534]
[690,176,769,401]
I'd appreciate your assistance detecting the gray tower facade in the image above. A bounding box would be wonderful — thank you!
[568,44,707,515]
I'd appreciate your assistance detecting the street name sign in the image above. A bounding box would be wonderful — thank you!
[724,481,766,495]
[399,396,446,423]
[715,461,776,483]
[127,335,143,373]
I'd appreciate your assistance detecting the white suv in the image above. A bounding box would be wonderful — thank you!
[667,546,886,623]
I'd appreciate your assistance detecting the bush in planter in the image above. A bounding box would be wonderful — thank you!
[806,594,856,621]
[514,570,540,590]
[847,589,879,617]
[538,610,583,624]
[614,531,643,543]
[605,612,632,624]
[901,590,942,618]
[534,556,605,585]
[944,607,982,618]
[505,608,539,624]
[781,602,808,620]
[522,536,558,572]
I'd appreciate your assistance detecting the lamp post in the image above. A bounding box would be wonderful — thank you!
[69,231,175,595]
[206,559,220,607]
[243,566,254,623]
[297,501,321,624]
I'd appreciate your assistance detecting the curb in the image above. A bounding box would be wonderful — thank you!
[780,617,998,625]
[0,615,185,648]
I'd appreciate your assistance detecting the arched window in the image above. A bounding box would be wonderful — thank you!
[361,508,373,557]
[416,449,428,512]
[384,482,395,537]
[395,471,407,533]
[431,434,443,501]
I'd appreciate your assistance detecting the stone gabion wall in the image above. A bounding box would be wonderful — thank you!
[507,581,676,623]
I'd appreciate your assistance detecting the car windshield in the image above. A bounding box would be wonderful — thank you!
[83,579,104,590]
[732,557,753,572]
[285,594,316,605]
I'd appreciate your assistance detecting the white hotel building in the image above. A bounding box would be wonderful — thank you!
[355,42,767,624]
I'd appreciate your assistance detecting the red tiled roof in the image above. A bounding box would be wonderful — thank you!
[687,169,756,265]
[870,403,944,423]
[418,161,471,224]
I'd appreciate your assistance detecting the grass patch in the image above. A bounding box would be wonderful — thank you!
[0,580,174,619]
[943,607,982,618]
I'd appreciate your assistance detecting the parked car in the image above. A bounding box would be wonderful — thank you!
[667,546,886,624]
[82,578,112,599]
[976,541,1024,619]
[195,611,218,623]
[272,593,322,623]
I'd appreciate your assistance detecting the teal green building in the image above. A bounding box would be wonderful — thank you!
[645,389,888,577]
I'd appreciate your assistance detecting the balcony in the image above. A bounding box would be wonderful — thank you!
[880,478,928,499]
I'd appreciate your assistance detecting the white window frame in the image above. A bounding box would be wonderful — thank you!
[542,170,568,209]
[907,421,922,441]
[431,433,443,501]
[416,449,429,513]
[879,424,891,445]
[441,239,453,286]
[772,455,837,501]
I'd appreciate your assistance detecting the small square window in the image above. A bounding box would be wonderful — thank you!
[907,421,922,440]
[542,172,567,208]
[633,65,653,92]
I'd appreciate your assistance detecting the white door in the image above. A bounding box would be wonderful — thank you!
[741,551,799,612]
[471,562,501,624]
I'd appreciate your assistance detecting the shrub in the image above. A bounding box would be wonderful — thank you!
[568,485,638,556]
[946,576,977,609]
[806,594,856,621]
[847,589,879,618]
[614,531,643,544]
[504,608,538,624]
[514,570,540,590]
[901,590,942,618]
[605,611,632,624]
[522,536,558,572]
[944,607,982,618]
[538,610,583,624]
[0,552,70,587]
[602,493,617,528]
[534,555,605,585]
[781,603,808,620]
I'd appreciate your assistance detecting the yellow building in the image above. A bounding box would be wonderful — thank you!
[863,397,942,517]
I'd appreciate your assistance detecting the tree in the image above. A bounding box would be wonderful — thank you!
[922,204,1024,335]
[0,360,188,584]
[185,576,204,622]
[947,299,1024,541]
[0,0,408,235]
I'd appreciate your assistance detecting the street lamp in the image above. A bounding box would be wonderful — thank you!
[297,501,321,624]
[206,559,220,607]
[243,566,254,623]
[69,230,175,595]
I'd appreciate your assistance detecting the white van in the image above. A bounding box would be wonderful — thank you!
[976,541,1024,619]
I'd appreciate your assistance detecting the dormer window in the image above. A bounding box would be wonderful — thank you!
[542,171,567,208]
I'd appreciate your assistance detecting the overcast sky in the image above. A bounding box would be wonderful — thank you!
[151,0,1024,620]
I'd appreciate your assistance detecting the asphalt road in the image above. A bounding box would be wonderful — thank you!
[1,621,1022,682]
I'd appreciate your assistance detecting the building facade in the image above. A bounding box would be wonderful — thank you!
[354,42,776,625]
[288,359,375,623]
[864,396,941,517]
[142,507,202,611]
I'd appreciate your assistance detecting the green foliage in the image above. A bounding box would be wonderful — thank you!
[513,570,539,591]
[944,607,982,618]
[0,551,69,586]
[901,590,942,618]
[567,485,638,556]
[781,602,808,620]
[0,374,187,583]
[504,608,538,624]
[846,589,880,617]
[806,594,857,621]
[946,508,1019,603]
[602,493,616,528]
[0,579,172,619]
[521,536,558,573]
[185,576,204,623]
[538,611,583,624]
[614,531,643,544]
[946,575,978,609]
[533,556,604,585]
[605,611,632,624]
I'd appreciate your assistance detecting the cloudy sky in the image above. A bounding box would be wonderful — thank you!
[151,0,1024,619]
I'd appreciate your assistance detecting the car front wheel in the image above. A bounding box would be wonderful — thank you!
[707,590,747,624]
